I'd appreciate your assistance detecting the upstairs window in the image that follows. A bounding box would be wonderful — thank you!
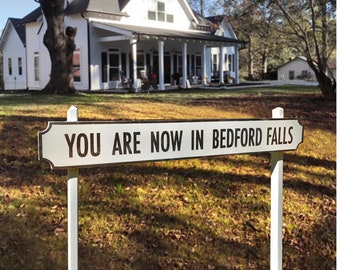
[157,2,165,22]
[148,1,174,23]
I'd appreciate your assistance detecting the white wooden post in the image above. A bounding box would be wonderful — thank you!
[67,106,79,270]
[158,41,165,91]
[182,42,188,89]
[271,107,284,270]
[219,46,224,83]
[131,39,138,92]
[202,44,207,85]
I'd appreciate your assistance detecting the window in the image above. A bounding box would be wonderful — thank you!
[109,53,120,81]
[157,2,165,21]
[73,49,81,82]
[18,57,22,75]
[167,14,174,23]
[178,55,183,74]
[8,58,12,75]
[137,54,145,78]
[195,55,202,76]
[228,54,234,72]
[301,70,308,78]
[101,52,108,82]
[34,52,39,81]
[289,70,294,80]
[148,11,156,20]
[148,1,173,23]
[212,54,218,72]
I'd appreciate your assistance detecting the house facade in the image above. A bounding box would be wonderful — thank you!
[277,56,316,81]
[0,0,245,91]
[0,18,27,90]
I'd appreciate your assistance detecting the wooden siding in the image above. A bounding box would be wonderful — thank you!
[2,23,27,90]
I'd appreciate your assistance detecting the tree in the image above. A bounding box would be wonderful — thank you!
[187,0,219,16]
[223,0,283,80]
[272,0,336,99]
[35,0,77,94]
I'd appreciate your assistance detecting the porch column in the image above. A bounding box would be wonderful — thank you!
[182,42,188,88]
[206,47,212,82]
[158,41,165,90]
[219,46,224,83]
[130,38,138,91]
[235,45,240,84]
[202,44,207,85]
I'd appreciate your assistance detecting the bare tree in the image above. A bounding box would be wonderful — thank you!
[272,0,336,99]
[35,0,77,94]
[224,0,275,80]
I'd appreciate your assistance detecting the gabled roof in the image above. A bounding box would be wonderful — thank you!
[278,56,310,69]
[191,10,213,31]
[277,56,322,71]
[205,15,225,24]
[65,0,130,15]
[8,18,26,45]
[0,7,42,50]
[0,18,26,50]
[20,7,43,24]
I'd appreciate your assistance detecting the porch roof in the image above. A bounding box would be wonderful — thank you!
[93,22,246,47]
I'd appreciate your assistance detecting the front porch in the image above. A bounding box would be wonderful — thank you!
[104,76,205,93]
[89,22,244,91]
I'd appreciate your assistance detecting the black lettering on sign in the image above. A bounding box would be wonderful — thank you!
[288,127,293,143]
[65,133,101,158]
[212,128,262,149]
[77,134,88,157]
[151,130,183,153]
[112,132,141,155]
[212,129,219,149]
[226,129,234,148]
[191,130,204,150]
[65,134,76,157]
[267,127,294,145]
[90,133,101,157]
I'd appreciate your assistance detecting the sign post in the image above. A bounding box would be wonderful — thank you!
[271,107,284,270]
[67,106,78,270]
[38,106,304,269]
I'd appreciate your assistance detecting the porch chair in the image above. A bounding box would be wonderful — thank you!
[120,71,132,89]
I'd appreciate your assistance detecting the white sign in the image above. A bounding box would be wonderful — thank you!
[38,119,303,169]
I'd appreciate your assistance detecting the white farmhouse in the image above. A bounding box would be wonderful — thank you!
[277,56,316,81]
[0,0,245,91]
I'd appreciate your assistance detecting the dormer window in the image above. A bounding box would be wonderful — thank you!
[148,1,174,23]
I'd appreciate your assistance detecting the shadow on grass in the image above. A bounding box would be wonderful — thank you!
[0,90,335,269]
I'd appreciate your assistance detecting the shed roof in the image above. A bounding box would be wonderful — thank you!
[94,22,245,46]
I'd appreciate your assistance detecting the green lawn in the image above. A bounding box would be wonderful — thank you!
[0,85,335,269]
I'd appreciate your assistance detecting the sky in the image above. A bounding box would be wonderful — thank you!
[0,1,40,34]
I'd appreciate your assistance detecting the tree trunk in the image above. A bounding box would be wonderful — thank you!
[247,37,254,80]
[315,70,335,100]
[261,46,268,80]
[39,0,77,94]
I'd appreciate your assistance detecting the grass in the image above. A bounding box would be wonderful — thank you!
[0,85,335,269]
